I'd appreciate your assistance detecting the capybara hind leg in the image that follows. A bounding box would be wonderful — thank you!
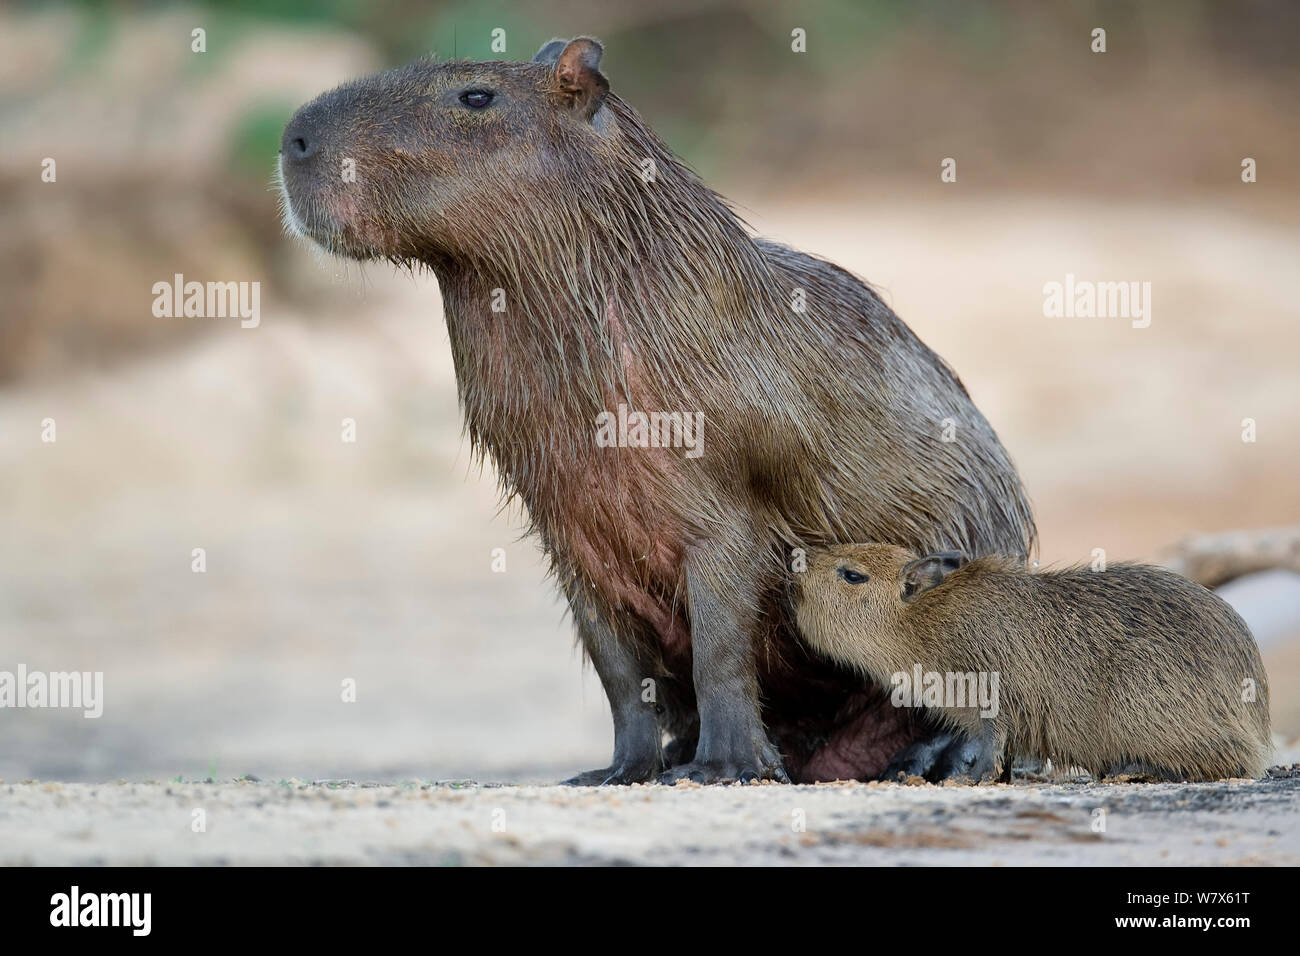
[881,721,994,784]
[658,545,789,785]
[881,729,960,782]
[561,596,663,786]
[929,729,997,783]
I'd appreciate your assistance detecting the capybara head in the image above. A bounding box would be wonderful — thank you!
[791,543,969,665]
[277,37,617,261]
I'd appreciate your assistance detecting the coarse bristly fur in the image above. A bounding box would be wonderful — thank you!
[792,544,1272,781]
[278,39,1037,782]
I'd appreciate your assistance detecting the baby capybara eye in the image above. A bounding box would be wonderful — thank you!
[459,89,495,109]
[837,566,868,584]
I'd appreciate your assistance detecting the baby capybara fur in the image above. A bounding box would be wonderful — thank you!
[279,38,1036,784]
[792,544,1272,782]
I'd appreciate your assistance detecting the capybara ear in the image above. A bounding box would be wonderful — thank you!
[532,39,567,65]
[548,37,609,120]
[900,551,968,603]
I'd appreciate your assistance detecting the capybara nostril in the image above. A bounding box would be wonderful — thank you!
[280,120,317,164]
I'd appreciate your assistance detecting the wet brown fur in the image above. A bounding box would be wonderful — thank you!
[793,544,1272,781]
[280,40,1037,781]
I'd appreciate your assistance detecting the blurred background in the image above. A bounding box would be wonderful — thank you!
[1,0,1297,782]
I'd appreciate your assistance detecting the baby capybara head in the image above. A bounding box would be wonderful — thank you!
[790,544,969,661]
[278,37,616,261]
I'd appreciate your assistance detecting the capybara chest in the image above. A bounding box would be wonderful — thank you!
[543,440,692,645]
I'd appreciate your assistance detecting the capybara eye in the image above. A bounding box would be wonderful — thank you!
[838,566,868,585]
[459,89,495,109]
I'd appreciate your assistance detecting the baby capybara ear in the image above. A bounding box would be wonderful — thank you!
[544,37,609,119]
[531,39,567,65]
[900,551,968,603]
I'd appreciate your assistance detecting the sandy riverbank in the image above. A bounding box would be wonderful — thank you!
[3,771,1298,866]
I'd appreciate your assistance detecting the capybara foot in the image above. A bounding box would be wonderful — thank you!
[932,732,996,783]
[561,761,660,786]
[657,745,790,785]
[881,730,958,782]
[882,729,994,783]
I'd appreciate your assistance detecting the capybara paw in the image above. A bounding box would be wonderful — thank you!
[881,731,956,782]
[656,755,790,786]
[560,762,659,786]
[930,733,995,784]
[880,730,996,784]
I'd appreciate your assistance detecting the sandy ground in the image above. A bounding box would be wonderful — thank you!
[3,772,1298,866]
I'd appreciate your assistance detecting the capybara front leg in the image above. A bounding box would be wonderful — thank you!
[560,595,663,786]
[658,542,789,785]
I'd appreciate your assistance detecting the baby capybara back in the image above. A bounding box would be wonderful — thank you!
[792,544,1271,781]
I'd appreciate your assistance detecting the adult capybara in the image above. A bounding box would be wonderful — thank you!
[278,37,1036,784]
[791,544,1272,781]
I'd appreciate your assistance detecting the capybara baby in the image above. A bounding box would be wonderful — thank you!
[278,38,1037,784]
[791,544,1271,781]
